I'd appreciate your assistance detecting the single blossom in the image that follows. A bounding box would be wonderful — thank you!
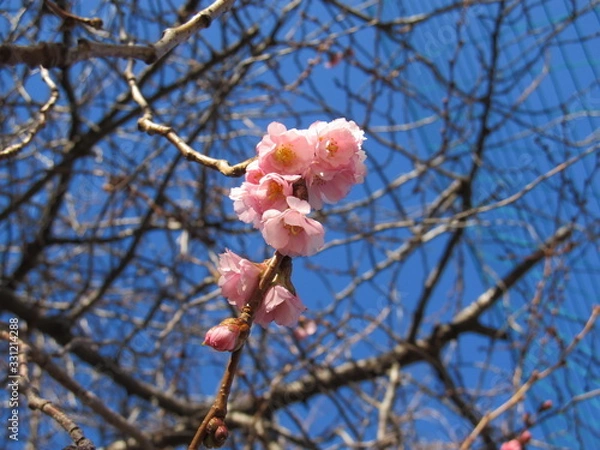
[254,284,306,327]
[230,173,299,227]
[257,122,316,176]
[203,318,248,352]
[304,119,366,209]
[306,162,363,210]
[310,118,365,170]
[218,249,264,309]
[261,196,325,256]
[244,159,264,184]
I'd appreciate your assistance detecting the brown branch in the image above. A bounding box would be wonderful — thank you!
[447,225,573,330]
[1,330,97,449]
[2,330,155,448]
[231,226,576,415]
[0,41,155,68]
[152,0,236,62]
[0,288,201,417]
[43,0,103,30]
[125,63,254,177]
[459,305,600,450]
[1,0,236,68]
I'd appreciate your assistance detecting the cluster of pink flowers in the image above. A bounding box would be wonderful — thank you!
[230,119,366,256]
[205,119,366,351]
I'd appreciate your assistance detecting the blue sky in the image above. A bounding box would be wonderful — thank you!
[1,0,599,448]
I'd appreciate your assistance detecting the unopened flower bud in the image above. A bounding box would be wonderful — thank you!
[518,430,532,444]
[500,439,522,450]
[203,318,249,352]
[204,417,229,448]
[539,399,553,411]
[293,318,317,340]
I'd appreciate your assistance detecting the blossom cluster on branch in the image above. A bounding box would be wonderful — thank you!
[204,119,366,350]
[231,119,366,255]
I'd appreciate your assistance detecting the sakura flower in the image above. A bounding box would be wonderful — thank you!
[304,119,366,209]
[306,164,361,210]
[254,284,306,327]
[310,118,365,170]
[204,318,248,352]
[257,122,316,176]
[261,196,325,257]
[230,173,300,227]
[229,182,260,225]
[218,249,264,309]
[244,159,264,184]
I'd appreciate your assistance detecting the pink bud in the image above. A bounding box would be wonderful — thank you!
[203,318,248,352]
[539,399,553,411]
[500,439,522,450]
[293,319,317,340]
[518,430,532,444]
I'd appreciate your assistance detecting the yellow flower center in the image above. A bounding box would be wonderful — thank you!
[326,140,339,156]
[284,224,303,235]
[267,181,283,201]
[274,144,295,166]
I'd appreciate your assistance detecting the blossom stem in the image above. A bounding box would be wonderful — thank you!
[240,251,287,324]
[188,251,286,449]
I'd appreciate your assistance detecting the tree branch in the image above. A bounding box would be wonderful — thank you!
[0,0,237,68]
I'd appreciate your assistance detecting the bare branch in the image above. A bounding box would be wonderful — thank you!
[0,68,58,160]
[0,0,236,68]
[126,64,254,177]
[460,305,600,449]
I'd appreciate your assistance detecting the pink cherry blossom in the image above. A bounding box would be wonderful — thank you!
[230,173,300,227]
[306,164,359,209]
[309,118,365,170]
[261,196,325,256]
[244,159,264,184]
[203,318,247,352]
[254,285,306,327]
[257,122,316,176]
[218,249,264,309]
[304,119,366,209]
[229,182,261,225]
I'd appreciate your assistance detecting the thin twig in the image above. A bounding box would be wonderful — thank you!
[0,330,154,449]
[44,0,103,30]
[1,68,58,161]
[459,305,600,450]
[1,0,236,67]
[125,64,254,177]
[0,330,97,449]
